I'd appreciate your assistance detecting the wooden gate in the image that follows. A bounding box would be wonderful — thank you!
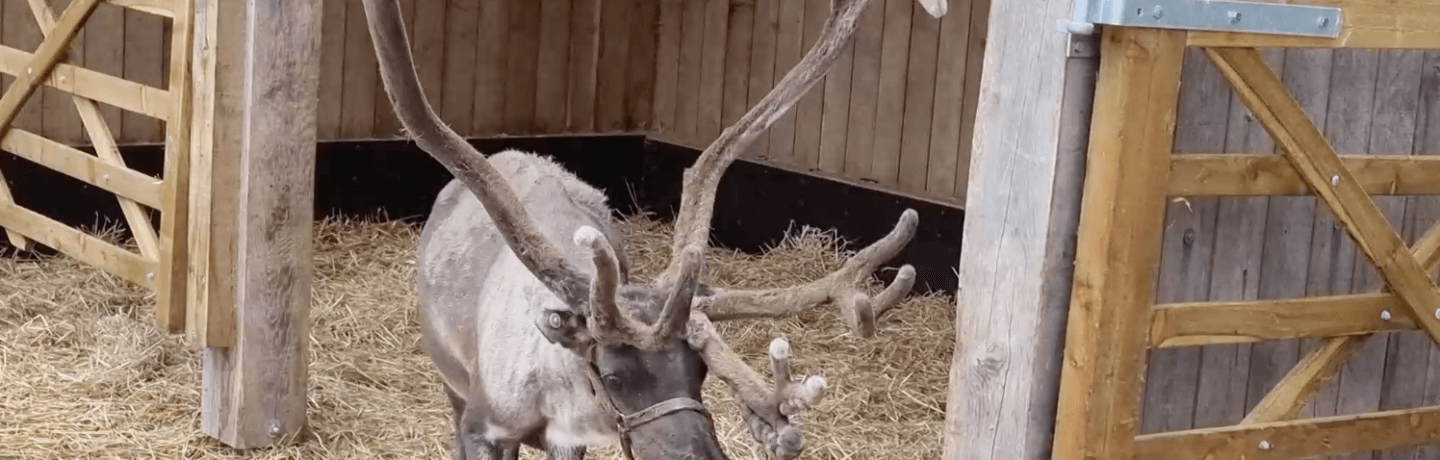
[0,0,193,333]
[1052,1,1440,458]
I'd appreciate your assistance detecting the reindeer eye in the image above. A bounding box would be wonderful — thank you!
[547,312,563,329]
[602,374,623,390]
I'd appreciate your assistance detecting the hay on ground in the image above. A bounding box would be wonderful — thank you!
[0,214,954,459]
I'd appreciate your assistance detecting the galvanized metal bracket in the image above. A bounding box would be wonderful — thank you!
[1057,0,1343,38]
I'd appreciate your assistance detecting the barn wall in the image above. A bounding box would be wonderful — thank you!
[644,0,989,207]
[3,0,986,207]
[1143,47,1440,457]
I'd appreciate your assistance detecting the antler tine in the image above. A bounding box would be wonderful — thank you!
[361,0,589,306]
[687,314,826,459]
[695,209,919,338]
[575,227,703,349]
[657,0,879,289]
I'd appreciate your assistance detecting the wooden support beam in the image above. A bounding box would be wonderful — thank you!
[1050,26,1185,460]
[185,0,242,348]
[1206,46,1440,350]
[1169,154,1440,196]
[1186,0,1440,49]
[198,0,322,448]
[942,0,1099,457]
[1135,405,1440,458]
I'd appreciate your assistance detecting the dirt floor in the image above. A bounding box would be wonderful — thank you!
[0,214,955,459]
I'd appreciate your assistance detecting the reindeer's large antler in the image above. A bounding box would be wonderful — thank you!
[660,0,942,457]
[360,0,590,307]
[697,209,919,338]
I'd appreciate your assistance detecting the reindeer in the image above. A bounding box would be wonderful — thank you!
[359,0,947,458]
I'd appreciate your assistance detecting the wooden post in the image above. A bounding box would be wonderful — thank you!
[197,0,323,448]
[941,1,1101,458]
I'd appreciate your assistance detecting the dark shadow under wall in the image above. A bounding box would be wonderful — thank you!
[0,135,963,294]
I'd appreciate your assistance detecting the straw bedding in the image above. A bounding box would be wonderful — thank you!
[0,214,955,459]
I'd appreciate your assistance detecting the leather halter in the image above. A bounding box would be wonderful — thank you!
[580,346,713,460]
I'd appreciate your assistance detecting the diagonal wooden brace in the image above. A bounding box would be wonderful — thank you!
[1206,47,1440,350]
[0,0,100,251]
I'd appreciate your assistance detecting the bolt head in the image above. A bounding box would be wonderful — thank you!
[1330,174,1341,186]
[1259,440,1272,450]
[145,271,156,281]
[1382,310,1392,321]
[1434,308,1439,320]
[1228,10,1242,23]
[1317,16,1330,28]
[1151,5,1163,19]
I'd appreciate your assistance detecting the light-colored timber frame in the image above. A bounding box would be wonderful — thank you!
[1052,1,1440,458]
[0,0,193,333]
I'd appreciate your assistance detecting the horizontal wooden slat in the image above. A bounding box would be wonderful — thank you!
[1135,405,1440,459]
[109,0,172,18]
[0,202,156,288]
[1186,0,1440,49]
[0,44,170,120]
[0,127,164,209]
[1150,294,1410,347]
[1169,154,1440,196]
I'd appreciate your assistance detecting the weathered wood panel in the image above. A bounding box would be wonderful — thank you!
[647,0,988,206]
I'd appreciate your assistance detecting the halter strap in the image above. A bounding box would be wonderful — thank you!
[579,350,711,460]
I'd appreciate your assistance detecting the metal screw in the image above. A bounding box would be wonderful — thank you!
[1382,310,1392,321]
[1330,174,1340,186]
[268,420,283,437]
[101,173,110,181]
[1259,440,1272,450]
[1434,308,1439,320]
[1152,5,1163,19]
[1228,11,1242,24]
[145,271,156,281]
[1317,16,1330,29]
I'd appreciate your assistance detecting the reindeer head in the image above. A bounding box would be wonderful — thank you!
[359,0,945,457]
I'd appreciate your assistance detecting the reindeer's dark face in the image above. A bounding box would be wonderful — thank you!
[589,287,728,460]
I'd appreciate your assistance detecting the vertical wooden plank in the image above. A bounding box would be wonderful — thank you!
[1322,52,1382,457]
[438,0,477,131]
[922,0,971,195]
[369,0,416,139]
[1415,50,1440,460]
[1292,47,1342,425]
[1268,47,1336,425]
[503,0,540,134]
[83,1,122,142]
[719,0,752,133]
[943,0,1100,456]
[471,0,507,135]
[790,0,824,170]
[868,0,913,184]
[694,0,728,144]
[591,0,631,132]
[534,0,574,133]
[950,0,988,201]
[670,0,705,142]
[841,0,882,178]
[1370,49,1427,460]
[40,0,82,145]
[766,0,802,160]
[1049,27,1185,460]
[743,0,777,158]
[313,0,345,140]
[1217,50,1279,427]
[338,0,379,139]
[895,1,940,193]
[155,0,194,333]
[624,0,658,130]
[186,0,241,348]
[5,0,42,137]
[649,0,682,134]
[410,0,445,115]
[815,28,853,174]
[1141,47,1227,434]
[200,0,320,448]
